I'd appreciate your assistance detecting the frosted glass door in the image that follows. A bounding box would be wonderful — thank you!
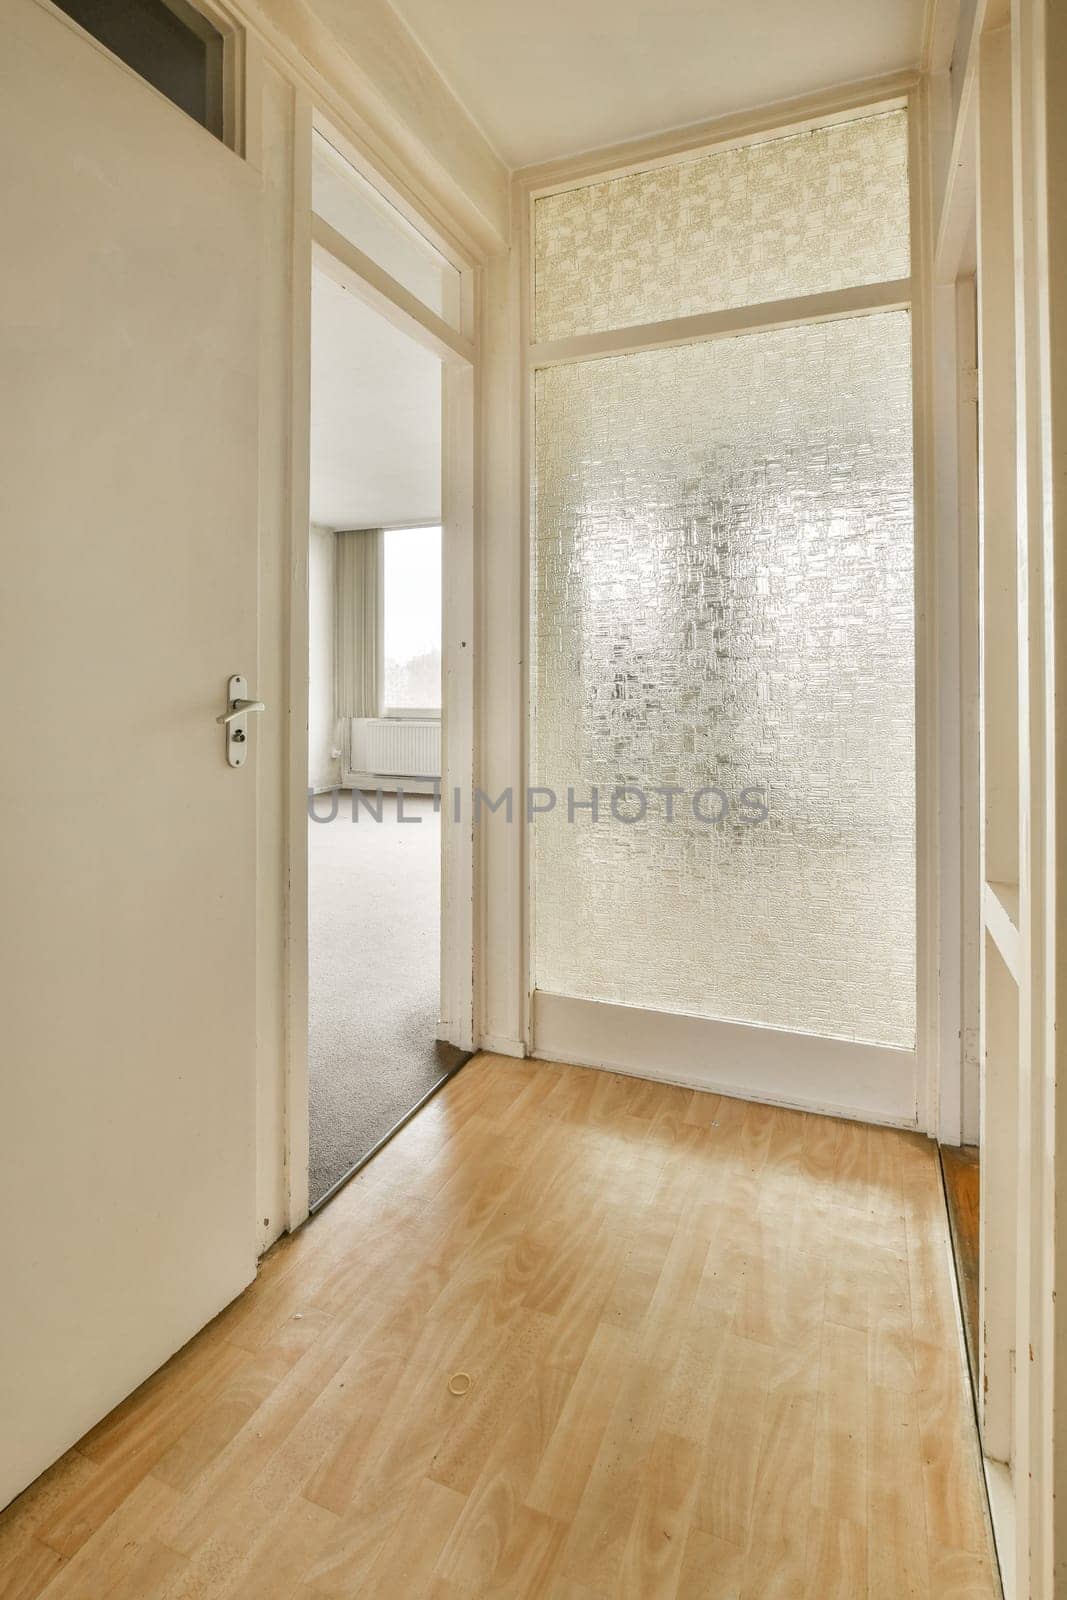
[532,311,915,1051]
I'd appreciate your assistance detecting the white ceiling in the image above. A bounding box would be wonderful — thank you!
[310,268,440,531]
[386,0,926,168]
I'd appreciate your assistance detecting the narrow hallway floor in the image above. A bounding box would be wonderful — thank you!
[308,790,444,1204]
[0,1055,998,1598]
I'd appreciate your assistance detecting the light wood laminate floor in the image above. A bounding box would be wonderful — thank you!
[0,1054,999,1599]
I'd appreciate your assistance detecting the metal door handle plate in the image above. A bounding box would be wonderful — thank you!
[219,676,265,767]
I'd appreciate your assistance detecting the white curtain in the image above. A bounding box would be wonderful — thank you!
[334,527,383,719]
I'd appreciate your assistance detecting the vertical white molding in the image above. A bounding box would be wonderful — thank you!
[476,226,526,1054]
[518,183,534,1052]
[282,104,481,1212]
[1010,0,1057,1591]
[930,272,965,1147]
[246,41,311,1247]
[441,356,477,1051]
[915,73,960,1143]
[284,86,313,1233]
[975,20,1018,1470]
[956,268,983,1150]
[1044,0,1067,1580]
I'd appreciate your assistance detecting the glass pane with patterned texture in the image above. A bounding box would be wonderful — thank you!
[534,110,910,342]
[532,311,915,1047]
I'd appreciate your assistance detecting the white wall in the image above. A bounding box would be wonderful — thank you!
[308,523,339,790]
[310,269,441,529]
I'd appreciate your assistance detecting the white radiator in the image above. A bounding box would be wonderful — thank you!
[350,717,441,779]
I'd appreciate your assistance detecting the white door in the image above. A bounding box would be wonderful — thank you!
[0,0,260,1507]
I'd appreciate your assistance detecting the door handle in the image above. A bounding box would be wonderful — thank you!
[216,698,267,725]
[218,675,265,767]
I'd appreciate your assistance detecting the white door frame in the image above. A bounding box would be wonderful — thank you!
[925,5,1067,1590]
[285,101,478,1227]
[515,77,940,1131]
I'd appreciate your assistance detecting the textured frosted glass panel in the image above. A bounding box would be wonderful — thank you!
[532,312,915,1047]
[534,111,910,342]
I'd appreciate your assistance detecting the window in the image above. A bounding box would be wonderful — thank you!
[51,0,225,138]
[383,527,442,716]
[534,109,910,341]
[531,108,916,1053]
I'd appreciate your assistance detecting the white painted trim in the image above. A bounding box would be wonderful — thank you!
[340,517,442,532]
[310,109,476,286]
[934,67,978,283]
[439,357,477,1051]
[529,279,912,369]
[910,77,942,1143]
[923,0,961,75]
[975,19,1019,1200]
[517,181,534,1056]
[515,73,917,196]
[979,919,1020,1466]
[339,774,439,796]
[934,0,999,283]
[285,89,479,1219]
[479,1034,527,1059]
[984,881,1021,985]
[929,270,965,1145]
[1010,0,1047,1573]
[244,0,508,256]
[474,207,526,1059]
[990,1,1064,1588]
[311,215,475,367]
[928,269,977,1149]
[283,86,314,1234]
[984,1457,1015,1600]
[937,1121,1011,1593]
[533,993,918,1128]
[957,272,982,1148]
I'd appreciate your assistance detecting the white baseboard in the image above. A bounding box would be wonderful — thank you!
[532,991,917,1127]
[983,1458,1013,1599]
[342,771,439,796]
[478,1034,527,1059]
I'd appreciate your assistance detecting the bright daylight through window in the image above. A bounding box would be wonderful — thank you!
[383,525,442,714]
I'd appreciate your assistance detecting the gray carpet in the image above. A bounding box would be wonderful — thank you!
[308,791,456,1205]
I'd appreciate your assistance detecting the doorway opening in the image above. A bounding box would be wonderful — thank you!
[303,127,474,1209]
